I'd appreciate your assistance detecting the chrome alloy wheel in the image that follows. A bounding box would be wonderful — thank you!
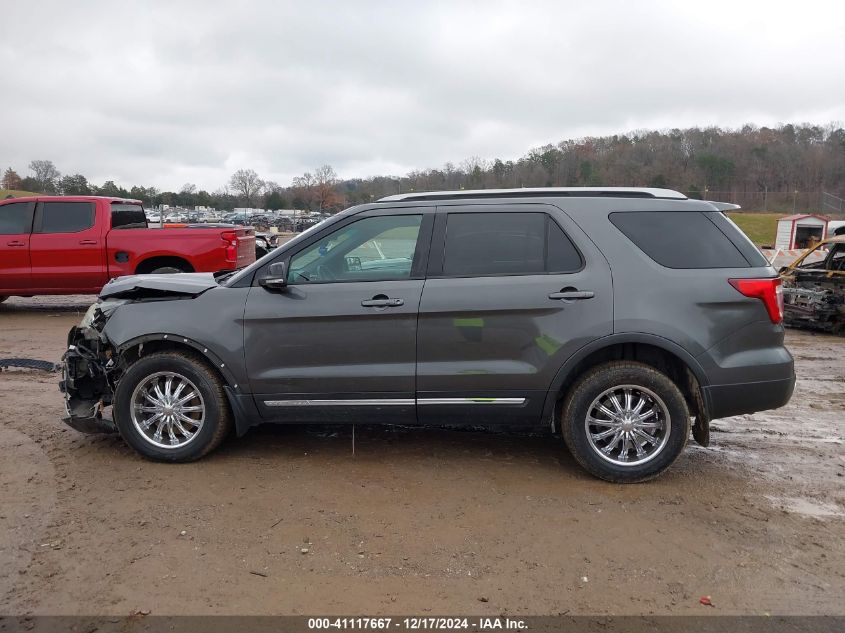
[130,371,205,449]
[584,385,671,466]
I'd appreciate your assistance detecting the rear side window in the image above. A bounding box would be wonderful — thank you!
[0,202,33,234]
[609,211,749,268]
[37,202,95,234]
[442,212,582,276]
[111,203,147,229]
[547,218,583,272]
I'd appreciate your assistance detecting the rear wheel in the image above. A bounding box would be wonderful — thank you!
[149,266,185,274]
[561,361,690,483]
[0,296,7,303]
[112,351,232,462]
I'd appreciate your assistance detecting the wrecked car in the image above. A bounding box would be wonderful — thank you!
[780,235,845,334]
[60,187,795,483]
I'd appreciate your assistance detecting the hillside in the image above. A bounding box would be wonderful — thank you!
[0,189,39,199]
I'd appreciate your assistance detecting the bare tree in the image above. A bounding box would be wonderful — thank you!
[180,183,197,195]
[291,171,316,209]
[312,164,343,211]
[228,169,264,207]
[28,160,61,193]
[291,165,344,212]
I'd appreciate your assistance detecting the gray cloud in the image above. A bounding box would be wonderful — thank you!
[2,0,843,191]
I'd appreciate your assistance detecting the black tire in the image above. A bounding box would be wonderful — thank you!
[0,296,7,303]
[112,351,233,462]
[149,266,185,274]
[560,361,690,483]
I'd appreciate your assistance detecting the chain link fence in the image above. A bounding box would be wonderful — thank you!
[682,190,845,214]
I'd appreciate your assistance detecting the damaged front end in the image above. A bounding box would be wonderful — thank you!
[782,271,845,334]
[59,273,221,434]
[59,300,127,434]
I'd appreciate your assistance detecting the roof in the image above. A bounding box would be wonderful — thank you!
[0,195,142,204]
[778,213,829,222]
[377,187,687,203]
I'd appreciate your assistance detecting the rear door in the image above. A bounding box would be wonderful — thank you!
[29,200,107,292]
[416,203,613,425]
[243,207,434,423]
[0,201,35,293]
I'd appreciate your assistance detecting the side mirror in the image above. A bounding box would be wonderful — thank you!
[259,261,288,289]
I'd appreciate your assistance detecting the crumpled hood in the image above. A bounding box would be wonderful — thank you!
[99,272,219,299]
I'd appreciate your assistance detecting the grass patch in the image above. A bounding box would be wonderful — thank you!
[726,212,782,246]
[0,189,40,199]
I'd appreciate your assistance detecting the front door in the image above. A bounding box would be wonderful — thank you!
[0,201,35,294]
[243,209,433,423]
[29,200,106,292]
[416,204,614,425]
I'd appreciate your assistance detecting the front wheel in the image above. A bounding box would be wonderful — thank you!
[560,361,690,483]
[112,351,232,462]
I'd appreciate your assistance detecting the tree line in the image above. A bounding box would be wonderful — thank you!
[4,123,845,213]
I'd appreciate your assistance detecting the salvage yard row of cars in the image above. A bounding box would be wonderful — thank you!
[2,188,839,481]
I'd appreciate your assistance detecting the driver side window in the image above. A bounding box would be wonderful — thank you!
[287,215,422,284]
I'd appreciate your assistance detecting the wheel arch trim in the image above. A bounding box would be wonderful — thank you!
[115,333,260,436]
[542,332,709,425]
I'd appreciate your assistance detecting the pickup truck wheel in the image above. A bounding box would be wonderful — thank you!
[560,361,690,483]
[0,296,7,303]
[112,351,232,462]
[150,266,185,274]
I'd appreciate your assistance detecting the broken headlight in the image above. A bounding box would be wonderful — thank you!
[79,299,128,331]
[79,303,99,329]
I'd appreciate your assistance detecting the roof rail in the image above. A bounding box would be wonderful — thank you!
[377,187,687,203]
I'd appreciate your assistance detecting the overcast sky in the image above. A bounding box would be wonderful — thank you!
[2,0,843,192]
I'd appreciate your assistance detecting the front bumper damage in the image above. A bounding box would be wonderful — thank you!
[59,303,124,434]
[58,280,218,435]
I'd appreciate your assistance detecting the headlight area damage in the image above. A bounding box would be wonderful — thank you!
[60,299,127,434]
[59,272,221,434]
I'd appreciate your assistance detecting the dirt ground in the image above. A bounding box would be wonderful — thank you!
[0,295,843,616]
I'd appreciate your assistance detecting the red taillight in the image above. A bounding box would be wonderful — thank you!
[221,230,239,264]
[728,278,784,324]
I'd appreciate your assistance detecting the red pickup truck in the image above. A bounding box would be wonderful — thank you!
[0,196,255,299]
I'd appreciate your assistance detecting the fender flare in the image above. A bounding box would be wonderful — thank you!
[115,333,242,389]
[541,332,710,424]
[114,333,260,436]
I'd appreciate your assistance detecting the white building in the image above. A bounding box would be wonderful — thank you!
[774,214,829,250]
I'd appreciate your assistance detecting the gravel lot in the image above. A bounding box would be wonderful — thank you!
[0,295,843,616]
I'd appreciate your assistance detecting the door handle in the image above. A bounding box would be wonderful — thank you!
[79,239,98,245]
[361,297,404,307]
[6,240,26,247]
[549,290,595,300]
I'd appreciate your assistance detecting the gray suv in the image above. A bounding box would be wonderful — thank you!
[60,188,795,482]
